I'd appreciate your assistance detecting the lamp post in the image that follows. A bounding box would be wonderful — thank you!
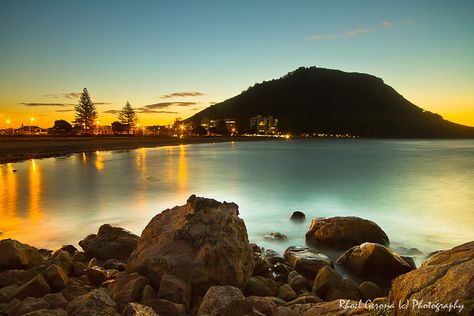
[136,123,140,135]
[29,117,35,134]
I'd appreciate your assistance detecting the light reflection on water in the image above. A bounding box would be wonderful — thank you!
[0,139,473,259]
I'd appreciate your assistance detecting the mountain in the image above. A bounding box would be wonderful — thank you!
[186,67,474,138]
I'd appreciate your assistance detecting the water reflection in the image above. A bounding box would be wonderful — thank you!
[28,160,42,222]
[0,140,473,255]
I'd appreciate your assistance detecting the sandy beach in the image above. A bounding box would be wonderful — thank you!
[0,135,271,164]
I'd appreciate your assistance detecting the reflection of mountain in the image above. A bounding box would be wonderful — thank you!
[187,67,474,138]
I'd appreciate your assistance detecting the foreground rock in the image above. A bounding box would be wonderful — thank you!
[79,224,139,261]
[305,216,389,249]
[336,242,414,286]
[284,246,333,280]
[389,241,474,315]
[127,195,255,296]
[313,266,361,301]
[197,286,248,316]
[66,288,117,315]
[0,239,45,272]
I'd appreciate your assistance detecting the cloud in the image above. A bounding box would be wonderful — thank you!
[307,27,372,41]
[94,102,112,105]
[103,109,120,114]
[136,107,178,114]
[144,102,197,109]
[161,92,205,98]
[55,109,74,113]
[44,92,81,99]
[21,102,73,107]
[382,21,393,28]
[306,34,337,41]
[344,28,372,37]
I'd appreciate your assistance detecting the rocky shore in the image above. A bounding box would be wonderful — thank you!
[0,195,472,315]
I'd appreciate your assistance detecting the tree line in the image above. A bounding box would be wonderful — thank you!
[52,88,139,135]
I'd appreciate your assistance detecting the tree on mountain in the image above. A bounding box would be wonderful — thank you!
[74,88,98,134]
[118,101,138,134]
[51,119,73,135]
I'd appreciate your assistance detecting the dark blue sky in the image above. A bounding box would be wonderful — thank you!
[1,0,473,126]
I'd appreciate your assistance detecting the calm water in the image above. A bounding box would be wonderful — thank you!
[1,139,473,259]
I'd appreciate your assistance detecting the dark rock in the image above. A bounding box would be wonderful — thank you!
[290,211,305,223]
[286,271,312,294]
[22,309,67,316]
[79,224,139,261]
[336,242,414,285]
[359,281,383,300]
[123,302,158,316]
[284,246,333,280]
[272,263,290,283]
[109,272,149,312]
[263,232,288,241]
[157,273,191,311]
[72,262,86,277]
[253,255,272,277]
[85,266,107,286]
[277,284,297,301]
[13,274,50,300]
[72,252,87,263]
[245,296,279,315]
[61,278,92,301]
[42,264,69,292]
[43,292,69,309]
[197,286,247,316]
[59,245,78,255]
[389,241,474,315]
[0,268,37,288]
[0,284,18,303]
[49,251,73,276]
[0,239,45,272]
[66,288,117,315]
[244,276,279,297]
[401,256,417,269]
[141,298,186,316]
[141,284,156,300]
[263,249,285,265]
[104,259,126,271]
[284,293,322,306]
[313,266,361,301]
[127,196,255,296]
[407,247,423,256]
[13,297,49,315]
[305,216,389,249]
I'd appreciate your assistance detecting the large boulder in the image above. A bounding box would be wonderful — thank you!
[284,246,333,280]
[305,216,389,249]
[197,286,248,316]
[336,243,414,286]
[79,224,139,261]
[127,195,255,295]
[0,239,45,272]
[13,274,51,300]
[389,241,474,315]
[42,264,69,292]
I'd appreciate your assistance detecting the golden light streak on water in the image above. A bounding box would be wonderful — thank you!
[95,151,104,171]
[178,144,187,192]
[28,159,42,223]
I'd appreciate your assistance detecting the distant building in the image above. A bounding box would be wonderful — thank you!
[15,125,47,135]
[249,115,278,134]
[200,117,238,135]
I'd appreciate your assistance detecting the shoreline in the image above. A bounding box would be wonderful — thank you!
[0,135,277,164]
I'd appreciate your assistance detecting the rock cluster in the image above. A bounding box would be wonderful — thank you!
[0,196,471,316]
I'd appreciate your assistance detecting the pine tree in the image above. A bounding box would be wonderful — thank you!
[118,101,138,134]
[74,88,98,134]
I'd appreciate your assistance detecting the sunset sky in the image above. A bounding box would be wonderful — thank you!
[1,1,473,128]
